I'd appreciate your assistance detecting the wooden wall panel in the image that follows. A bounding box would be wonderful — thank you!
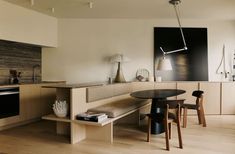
[199,82,221,115]
[221,82,235,114]
[131,82,154,92]
[155,82,177,99]
[177,82,199,114]
[0,40,41,84]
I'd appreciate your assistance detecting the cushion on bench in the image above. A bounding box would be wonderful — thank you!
[87,97,150,118]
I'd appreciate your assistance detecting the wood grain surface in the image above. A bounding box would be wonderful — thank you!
[0,40,41,84]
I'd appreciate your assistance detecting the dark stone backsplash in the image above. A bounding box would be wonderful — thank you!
[0,40,41,84]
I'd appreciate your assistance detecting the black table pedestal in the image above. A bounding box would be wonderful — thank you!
[130,89,186,135]
[150,98,165,134]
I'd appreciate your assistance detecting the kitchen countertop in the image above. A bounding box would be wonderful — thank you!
[0,81,65,88]
[42,82,105,89]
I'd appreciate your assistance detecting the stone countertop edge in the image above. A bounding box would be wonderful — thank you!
[43,81,235,89]
[42,81,134,89]
[0,81,65,88]
[42,82,105,89]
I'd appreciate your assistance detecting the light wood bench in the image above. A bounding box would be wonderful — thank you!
[42,83,151,144]
[74,97,150,143]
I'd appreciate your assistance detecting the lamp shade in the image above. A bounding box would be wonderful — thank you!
[157,57,173,70]
[110,54,130,63]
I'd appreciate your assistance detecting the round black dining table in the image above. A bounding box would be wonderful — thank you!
[130,89,186,134]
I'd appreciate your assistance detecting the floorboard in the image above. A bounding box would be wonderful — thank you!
[0,115,235,154]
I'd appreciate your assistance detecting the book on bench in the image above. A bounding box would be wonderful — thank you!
[76,112,108,122]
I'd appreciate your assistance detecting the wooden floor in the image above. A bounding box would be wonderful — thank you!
[0,116,235,154]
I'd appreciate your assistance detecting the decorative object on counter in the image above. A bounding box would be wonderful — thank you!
[9,70,21,84]
[232,50,235,81]
[148,76,155,82]
[232,75,235,82]
[216,44,230,79]
[108,77,113,84]
[136,68,149,81]
[136,75,144,81]
[156,76,162,82]
[53,100,68,118]
[110,54,130,83]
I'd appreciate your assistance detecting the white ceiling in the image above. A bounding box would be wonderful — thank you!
[4,0,235,19]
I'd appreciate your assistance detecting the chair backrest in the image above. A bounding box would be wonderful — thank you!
[192,90,204,98]
[155,99,185,109]
[192,90,204,107]
[151,99,184,122]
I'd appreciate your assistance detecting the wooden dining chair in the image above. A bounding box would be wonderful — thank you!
[181,90,206,128]
[146,99,184,151]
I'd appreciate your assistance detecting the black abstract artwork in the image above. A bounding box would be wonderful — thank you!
[154,27,208,81]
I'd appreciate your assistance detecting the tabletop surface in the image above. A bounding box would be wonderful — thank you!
[130,89,186,99]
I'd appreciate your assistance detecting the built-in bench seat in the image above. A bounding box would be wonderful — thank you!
[42,83,151,144]
[74,97,151,143]
[72,83,151,143]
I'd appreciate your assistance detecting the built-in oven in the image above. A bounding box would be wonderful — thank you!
[0,87,19,119]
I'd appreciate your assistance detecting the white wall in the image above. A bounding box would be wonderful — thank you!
[0,1,57,47]
[42,19,235,83]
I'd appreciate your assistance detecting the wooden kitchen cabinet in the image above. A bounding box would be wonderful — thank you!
[0,83,58,130]
[155,82,177,99]
[199,82,221,115]
[177,82,199,115]
[40,85,56,116]
[20,85,41,121]
[221,82,235,114]
[20,84,57,121]
[131,82,154,92]
[177,82,199,101]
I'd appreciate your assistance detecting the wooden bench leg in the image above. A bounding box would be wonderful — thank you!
[86,122,114,143]
[183,108,187,128]
[56,122,70,135]
[70,123,86,144]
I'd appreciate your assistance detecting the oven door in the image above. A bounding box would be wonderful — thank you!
[0,87,19,119]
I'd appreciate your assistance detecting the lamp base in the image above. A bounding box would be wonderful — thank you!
[114,62,126,83]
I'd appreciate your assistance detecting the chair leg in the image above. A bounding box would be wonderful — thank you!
[164,120,170,151]
[183,108,187,128]
[147,117,151,142]
[200,105,207,127]
[176,118,183,149]
[180,107,183,121]
[168,123,172,140]
[197,108,202,125]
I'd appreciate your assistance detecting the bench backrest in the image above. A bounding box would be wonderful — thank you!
[86,83,132,103]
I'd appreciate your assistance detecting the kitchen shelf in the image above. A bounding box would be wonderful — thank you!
[42,114,71,123]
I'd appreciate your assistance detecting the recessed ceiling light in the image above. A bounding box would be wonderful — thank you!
[51,7,55,13]
[89,2,93,9]
[30,0,34,6]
